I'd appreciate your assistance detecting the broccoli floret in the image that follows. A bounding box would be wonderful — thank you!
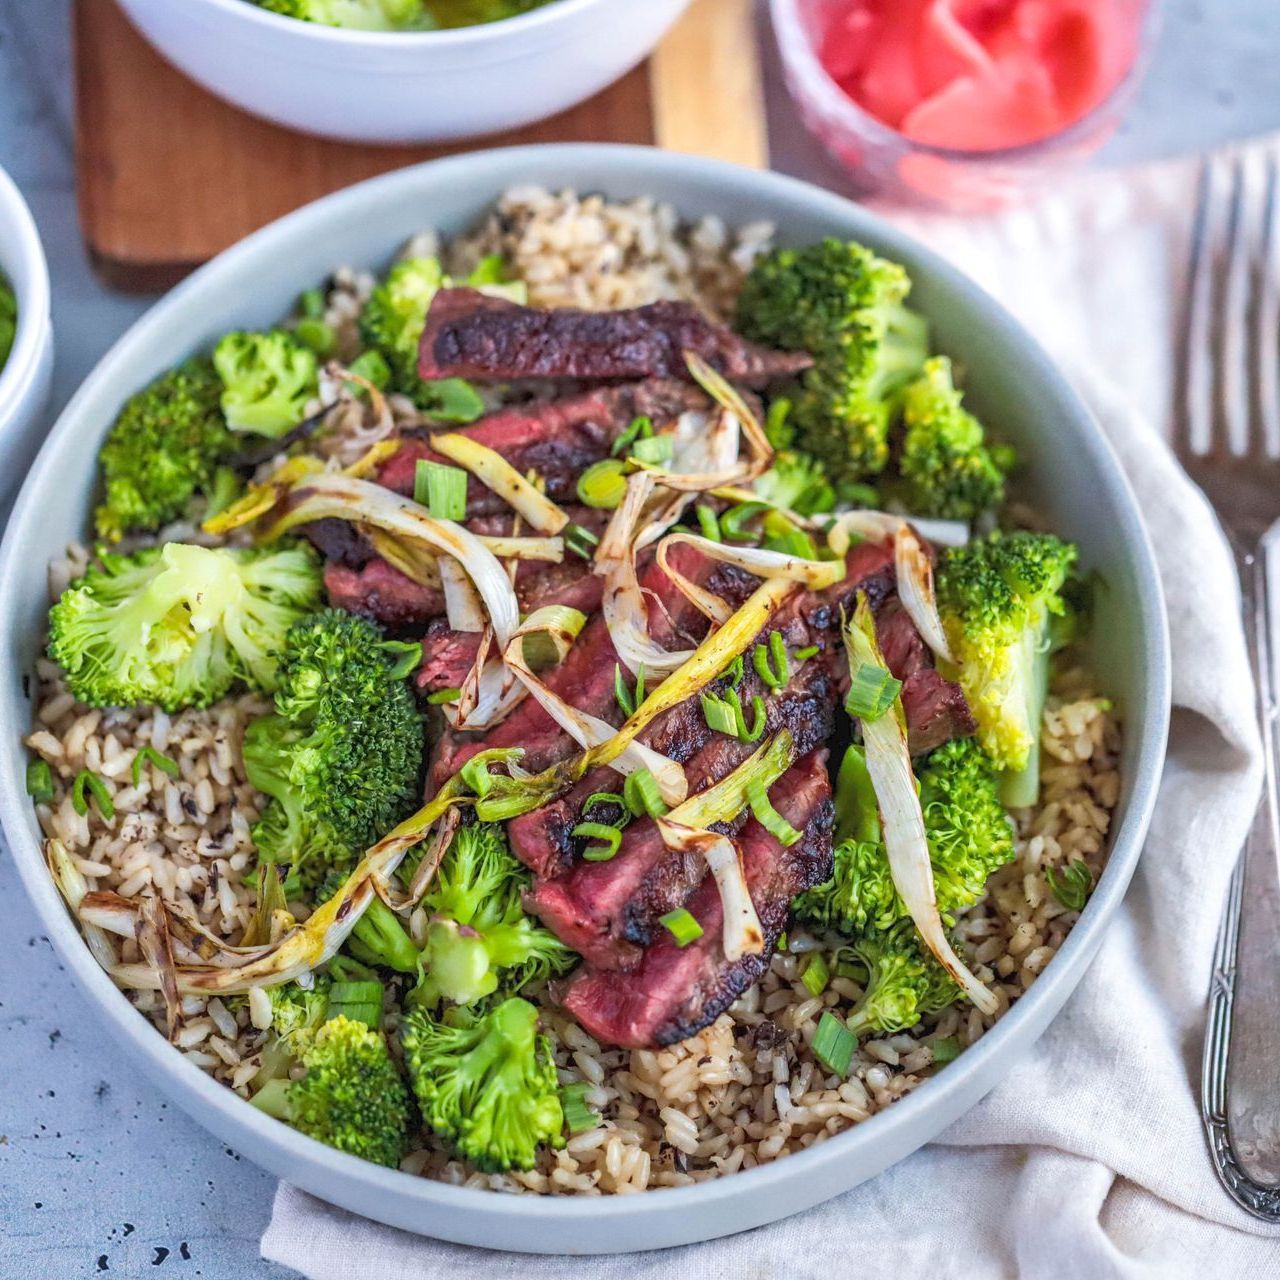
[47,542,321,711]
[893,357,1012,520]
[243,609,424,891]
[252,976,333,1084]
[937,532,1078,806]
[358,255,523,418]
[753,448,835,517]
[212,330,318,438]
[413,823,574,1009]
[95,359,236,541]
[839,920,961,1038]
[400,997,565,1172]
[251,1015,410,1168]
[737,239,928,484]
[794,739,1014,935]
[256,0,431,30]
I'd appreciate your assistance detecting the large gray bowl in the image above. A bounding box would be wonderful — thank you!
[0,146,1170,1254]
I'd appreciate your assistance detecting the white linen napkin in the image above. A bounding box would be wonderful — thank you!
[263,143,1279,1278]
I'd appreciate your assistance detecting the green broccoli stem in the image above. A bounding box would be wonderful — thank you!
[834,744,881,845]
[249,1077,294,1121]
[998,625,1050,809]
[345,896,422,974]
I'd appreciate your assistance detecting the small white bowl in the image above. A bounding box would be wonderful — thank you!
[0,166,53,508]
[115,0,693,144]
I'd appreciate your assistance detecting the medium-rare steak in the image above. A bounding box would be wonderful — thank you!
[561,750,834,1048]
[323,559,442,629]
[418,288,813,387]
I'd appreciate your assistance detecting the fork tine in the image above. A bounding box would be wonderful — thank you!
[1254,151,1280,460]
[1179,159,1220,459]
[1218,153,1250,459]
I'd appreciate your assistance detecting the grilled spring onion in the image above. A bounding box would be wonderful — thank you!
[414,459,467,521]
[45,838,118,972]
[577,459,629,509]
[844,662,901,721]
[571,822,623,862]
[430,431,570,534]
[843,596,998,1016]
[683,351,774,475]
[659,908,704,948]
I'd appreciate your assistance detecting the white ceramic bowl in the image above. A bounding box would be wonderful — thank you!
[0,166,53,507]
[115,0,693,144]
[0,146,1170,1253]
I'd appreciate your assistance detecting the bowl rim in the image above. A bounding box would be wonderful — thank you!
[0,143,1171,1239]
[0,165,52,421]
[188,0,608,46]
[769,0,1164,164]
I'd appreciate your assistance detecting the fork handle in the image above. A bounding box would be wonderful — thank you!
[1220,531,1280,1194]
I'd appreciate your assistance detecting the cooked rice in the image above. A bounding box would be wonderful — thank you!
[27,188,1122,1195]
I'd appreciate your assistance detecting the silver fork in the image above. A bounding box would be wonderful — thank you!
[1180,150,1280,1221]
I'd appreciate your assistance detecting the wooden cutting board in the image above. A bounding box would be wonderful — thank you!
[74,0,767,292]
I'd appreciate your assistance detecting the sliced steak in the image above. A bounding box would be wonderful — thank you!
[561,750,834,1048]
[416,621,484,693]
[303,518,373,569]
[418,288,813,388]
[377,380,707,513]
[324,559,443,630]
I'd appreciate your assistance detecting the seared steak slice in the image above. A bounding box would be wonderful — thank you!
[561,750,834,1048]
[418,288,813,388]
[324,559,442,629]
[303,518,373,569]
[377,380,707,513]
[416,621,484,693]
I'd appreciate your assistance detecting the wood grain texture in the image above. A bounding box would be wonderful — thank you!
[75,0,655,290]
[650,0,768,170]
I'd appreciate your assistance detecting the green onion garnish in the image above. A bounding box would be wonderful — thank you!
[701,687,766,744]
[381,640,423,681]
[793,645,819,662]
[564,523,600,560]
[298,286,326,319]
[843,662,901,722]
[576,459,628,509]
[614,663,634,716]
[630,435,673,466]
[583,792,629,821]
[931,1036,961,1065]
[659,908,704,948]
[572,822,623,862]
[326,980,383,1030]
[720,501,769,544]
[695,505,722,541]
[131,746,180,786]
[746,778,802,846]
[294,317,336,357]
[25,759,54,803]
[623,767,669,819]
[764,396,793,448]
[414,459,468,520]
[762,510,817,559]
[346,349,390,390]
[727,654,745,688]
[1045,858,1092,911]
[561,1082,600,1134]
[700,692,740,737]
[813,1011,855,1077]
[611,415,654,457]
[801,951,830,997]
[71,770,114,821]
[426,687,461,705]
[753,632,789,691]
[460,755,496,797]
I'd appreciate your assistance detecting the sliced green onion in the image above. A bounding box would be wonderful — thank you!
[564,523,600,560]
[623,767,669,819]
[614,663,635,717]
[131,746,180,786]
[843,662,902,722]
[695,505,722,541]
[659,908,704,948]
[295,317,336,357]
[414,459,467,520]
[346,349,390,390]
[727,654,745,688]
[561,1082,600,1134]
[381,640,422,681]
[1045,858,1092,911]
[700,692,740,737]
[793,645,819,662]
[701,687,766,744]
[577,459,628,509]
[764,397,793,449]
[612,415,654,457]
[630,435,673,466]
[573,822,623,862]
[460,755,497,797]
[298,286,326,319]
[426,687,461,705]
[326,980,383,1030]
[71,770,114,821]
[813,1010,855,1076]
[801,951,830,997]
[740,693,767,742]
[931,1036,961,1065]
[747,778,802,846]
[762,510,818,559]
[720,501,769,543]
[25,759,54,803]
[777,930,789,952]
[753,633,789,691]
